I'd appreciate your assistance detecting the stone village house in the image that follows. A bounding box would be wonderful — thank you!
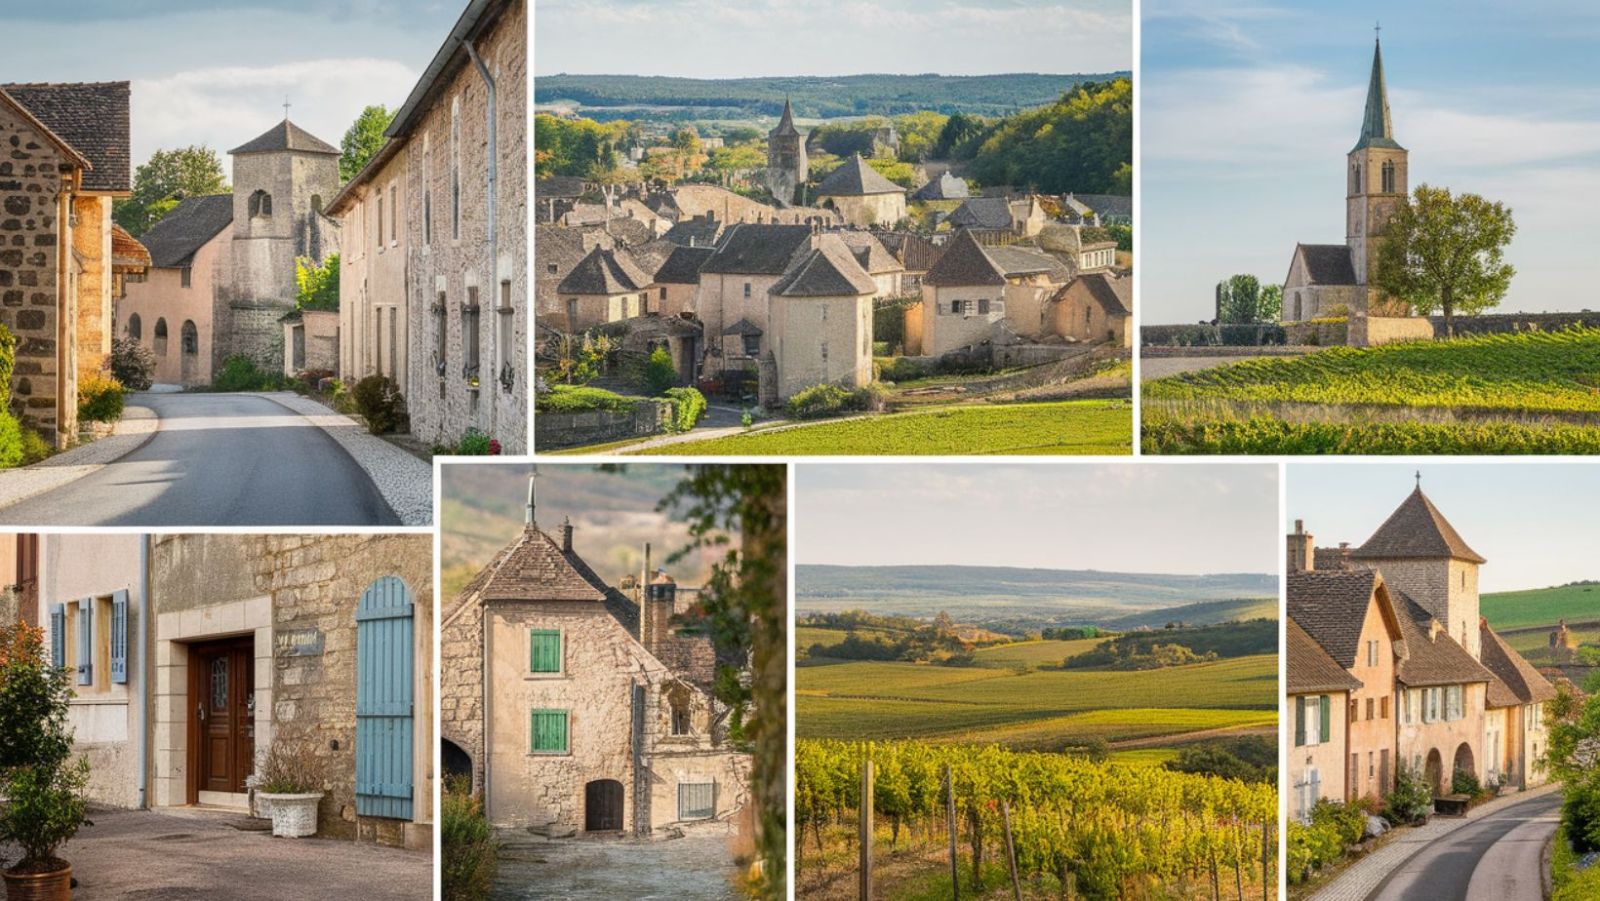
[37,533,434,848]
[1285,486,1555,821]
[0,82,136,446]
[327,0,528,454]
[440,484,750,835]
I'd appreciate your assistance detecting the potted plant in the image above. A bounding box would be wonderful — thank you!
[0,622,91,901]
[254,741,326,838]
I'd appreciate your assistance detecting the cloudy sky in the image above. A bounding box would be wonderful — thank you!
[6,1,465,172]
[1143,1,1600,322]
[534,0,1132,77]
[1288,463,1600,593]
[797,463,1278,575]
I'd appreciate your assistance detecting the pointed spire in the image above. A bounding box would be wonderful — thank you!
[772,97,800,138]
[1354,35,1403,151]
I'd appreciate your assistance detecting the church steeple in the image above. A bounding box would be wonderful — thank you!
[773,97,800,138]
[1354,37,1403,151]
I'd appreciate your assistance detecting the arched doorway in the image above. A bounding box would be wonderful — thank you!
[1424,748,1444,796]
[441,738,472,783]
[585,778,623,832]
[1452,742,1475,792]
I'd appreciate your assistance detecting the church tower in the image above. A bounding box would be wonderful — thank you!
[764,98,808,207]
[1346,36,1408,303]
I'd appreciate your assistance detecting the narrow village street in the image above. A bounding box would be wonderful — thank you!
[1365,791,1560,901]
[492,832,740,900]
[0,392,425,526]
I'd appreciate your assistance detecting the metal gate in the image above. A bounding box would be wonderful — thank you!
[356,576,414,820]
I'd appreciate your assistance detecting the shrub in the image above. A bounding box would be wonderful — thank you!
[0,622,90,869]
[1311,798,1367,847]
[19,427,51,466]
[111,337,153,391]
[442,778,498,901]
[643,346,678,396]
[1384,764,1434,825]
[1286,818,1346,885]
[352,375,405,434]
[876,356,929,383]
[455,429,500,456]
[1451,768,1484,798]
[212,354,283,392]
[256,740,325,794]
[786,383,883,419]
[663,386,706,433]
[1561,772,1600,852]
[535,385,636,414]
[77,374,127,424]
[0,412,26,470]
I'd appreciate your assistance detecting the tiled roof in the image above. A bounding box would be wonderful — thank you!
[556,245,652,295]
[947,196,1014,230]
[1296,244,1358,286]
[1069,193,1133,220]
[912,171,969,201]
[699,223,814,275]
[1353,487,1487,564]
[229,119,339,156]
[1355,38,1404,152]
[2,82,131,193]
[652,245,715,284]
[722,318,763,337]
[1480,621,1557,707]
[1392,590,1492,688]
[137,195,234,269]
[1287,619,1362,694]
[477,525,607,603]
[1057,271,1132,316]
[922,229,1005,287]
[661,216,724,248]
[835,230,903,275]
[771,98,801,138]
[110,224,151,271]
[986,245,1072,282]
[815,154,904,197]
[769,236,878,298]
[874,231,944,272]
[1287,569,1379,668]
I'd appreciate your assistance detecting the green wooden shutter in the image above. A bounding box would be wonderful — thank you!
[1319,695,1331,741]
[531,710,568,753]
[529,630,561,673]
[1294,696,1306,747]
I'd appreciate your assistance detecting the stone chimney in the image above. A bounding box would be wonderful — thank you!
[560,516,573,553]
[644,568,678,658]
[1288,519,1314,572]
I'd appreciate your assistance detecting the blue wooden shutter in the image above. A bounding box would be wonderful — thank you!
[356,576,415,820]
[49,603,64,669]
[110,590,129,684]
[76,598,92,685]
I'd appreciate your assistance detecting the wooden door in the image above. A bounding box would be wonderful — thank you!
[188,638,255,800]
[585,779,623,832]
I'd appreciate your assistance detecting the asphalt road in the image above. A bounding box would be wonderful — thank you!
[1367,791,1561,901]
[0,392,399,526]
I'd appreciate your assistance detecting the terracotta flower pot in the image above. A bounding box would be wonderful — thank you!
[3,861,71,901]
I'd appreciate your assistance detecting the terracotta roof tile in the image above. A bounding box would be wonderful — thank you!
[1392,590,1493,688]
[477,526,607,603]
[1480,621,1557,707]
[1353,487,1486,564]
[1287,619,1362,694]
[815,154,904,197]
[2,81,130,193]
[1287,569,1379,668]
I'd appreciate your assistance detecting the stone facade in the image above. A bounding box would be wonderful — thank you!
[1288,687,1350,821]
[768,292,873,401]
[818,190,905,229]
[1350,556,1481,660]
[119,226,228,385]
[330,142,409,388]
[282,308,340,376]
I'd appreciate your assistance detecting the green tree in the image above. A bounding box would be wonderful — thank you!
[295,254,340,312]
[934,112,986,159]
[669,126,702,156]
[892,111,948,162]
[340,105,395,183]
[1374,184,1516,337]
[1218,274,1263,324]
[1259,283,1283,321]
[112,146,229,237]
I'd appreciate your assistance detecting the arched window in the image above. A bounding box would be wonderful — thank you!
[249,189,273,218]
[154,318,168,356]
[1352,164,1362,194]
[127,313,141,342]
[181,320,198,356]
[310,194,323,215]
[1381,160,1396,194]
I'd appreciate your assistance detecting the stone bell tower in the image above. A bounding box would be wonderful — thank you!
[1346,34,1409,311]
[764,98,808,207]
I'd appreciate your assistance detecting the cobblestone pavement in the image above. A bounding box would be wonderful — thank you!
[1308,783,1562,901]
[0,806,431,900]
[492,830,740,900]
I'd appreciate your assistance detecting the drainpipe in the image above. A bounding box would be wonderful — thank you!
[464,38,499,442]
[138,534,150,808]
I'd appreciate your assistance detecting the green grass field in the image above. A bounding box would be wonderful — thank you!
[633,399,1131,455]
[1143,330,1600,454]
[1483,584,1600,630]
[967,638,1105,668]
[797,654,1276,746]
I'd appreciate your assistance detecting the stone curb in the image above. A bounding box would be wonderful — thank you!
[0,401,160,513]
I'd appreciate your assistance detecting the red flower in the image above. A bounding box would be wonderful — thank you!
[489,439,502,455]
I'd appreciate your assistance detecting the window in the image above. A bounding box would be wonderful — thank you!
[249,189,272,218]
[566,299,579,329]
[1381,160,1396,193]
[1365,698,1374,721]
[978,298,990,315]
[451,98,462,240]
[742,334,760,356]
[670,698,691,736]
[529,629,562,674]
[181,268,192,288]
[678,782,714,820]
[1367,640,1378,667]
[389,308,398,380]
[1380,696,1389,719]
[154,318,168,356]
[377,193,384,246]
[48,592,129,693]
[1446,685,1464,721]
[311,194,323,215]
[1423,687,1441,723]
[433,292,448,377]
[530,709,568,754]
[389,184,398,244]
[659,286,667,301]
[950,299,965,315]
[742,282,751,298]
[127,313,141,342]
[498,280,515,393]
[820,342,828,363]
[181,321,197,356]
[462,286,481,383]
[423,133,433,247]
[1295,694,1328,747]
[820,305,827,322]
[374,309,384,375]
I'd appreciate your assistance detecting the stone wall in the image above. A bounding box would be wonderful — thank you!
[440,598,484,790]
[1430,311,1600,337]
[768,294,872,401]
[1349,315,1433,347]
[1284,319,1349,347]
[0,104,65,441]
[119,230,225,386]
[73,195,113,381]
[533,399,670,450]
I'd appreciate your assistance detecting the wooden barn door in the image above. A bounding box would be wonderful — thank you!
[356,577,415,820]
[585,779,624,832]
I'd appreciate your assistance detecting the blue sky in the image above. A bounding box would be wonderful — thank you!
[1143,1,1600,322]
[535,0,1132,78]
[1287,463,1600,593]
[797,463,1278,574]
[5,1,464,169]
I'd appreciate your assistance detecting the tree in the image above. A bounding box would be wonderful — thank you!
[112,146,228,236]
[296,254,340,312]
[1217,274,1263,324]
[669,127,702,156]
[1258,284,1283,321]
[934,112,986,159]
[340,105,395,183]
[1374,184,1516,337]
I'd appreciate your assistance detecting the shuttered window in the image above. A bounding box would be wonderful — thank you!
[110,590,129,684]
[678,782,714,820]
[529,630,562,674]
[49,603,65,669]
[75,598,93,685]
[531,709,569,754]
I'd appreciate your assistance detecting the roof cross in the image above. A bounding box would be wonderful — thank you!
[1375,21,1381,40]
[282,96,291,120]
[1415,470,1421,488]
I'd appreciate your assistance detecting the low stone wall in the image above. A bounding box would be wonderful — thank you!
[1142,345,1312,358]
[1284,319,1349,347]
[1351,315,1434,347]
[1141,323,1288,347]
[1430,312,1600,337]
[534,400,671,450]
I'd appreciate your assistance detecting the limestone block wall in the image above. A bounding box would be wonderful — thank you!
[73,195,113,380]
[532,400,671,451]
[822,192,905,228]
[440,598,484,789]
[1355,558,1479,659]
[696,271,781,373]
[919,284,1005,357]
[647,748,751,829]
[1349,314,1433,347]
[768,294,872,401]
[0,106,66,441]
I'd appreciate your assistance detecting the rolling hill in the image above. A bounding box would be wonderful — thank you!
[1483,583,1600,632]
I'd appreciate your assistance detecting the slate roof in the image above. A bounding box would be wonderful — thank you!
[1355,38,1404,152]
[652,245,715,284]
[771,98,801,138]
[769,236,879,298]
[1287,569,1380,668]
[536,175,587,199]
[986,245,1072,282]
[1392,589,1493,688]
[229,119,339,156]
[1070,193,1133,220]
[556,246,652,295]
[947,196,1015,230]
[723,318,763,336]
[1480,622,1557,707]
[477,525,607,603]
[629,238,677,278]
[922,230,1005,287]
[137,195,234,269]
[1287,619,1363,694]
[699,223,814,275]
[814,154,905,197]
[835,231,902,275]
[1,82,130,193]
[912,171,969,201]
[875,231,944,273]
[1057,271,1132,316]
[1352,487,1487,564]
[661,216,724,248]
[1295,244,1359,286]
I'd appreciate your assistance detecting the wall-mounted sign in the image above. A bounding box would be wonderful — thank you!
[275,629,324,657]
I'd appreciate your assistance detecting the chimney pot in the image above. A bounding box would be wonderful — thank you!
[561,516,573,553]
